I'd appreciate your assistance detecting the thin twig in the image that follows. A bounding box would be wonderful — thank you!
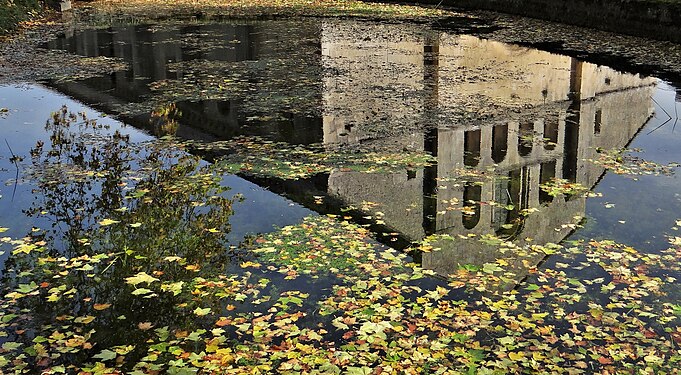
[4,139,20,201]
[4,139,17,164]
[673,100,679,133]
[646,95,676,135]
[646,117,672,135]
[651,96,672,121]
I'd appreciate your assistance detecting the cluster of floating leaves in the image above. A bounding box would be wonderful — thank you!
[80,0,461,25]
[539,178,589,198]
[188,137,436,180]
[1,108,680,372]
[437,166,500,187]
[586,148,679,177]
[3,104,681,373]
[0,43,128,83]
[114,31,323,119]
[3,209,681,373]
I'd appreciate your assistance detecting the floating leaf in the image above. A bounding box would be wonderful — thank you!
[138,322,153,331]
[193,307,212,316]
[98,218,120,226]
[125,272,159,286]
[93,349,117,361]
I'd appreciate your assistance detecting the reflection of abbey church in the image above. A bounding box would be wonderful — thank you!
[44,19,657,275]
[320,21,656,274]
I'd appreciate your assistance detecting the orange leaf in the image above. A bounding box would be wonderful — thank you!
[215,318,232,327]
[597,356,613,365]
[93,303,111,311]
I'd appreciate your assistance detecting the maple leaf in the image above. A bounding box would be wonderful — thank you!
[93,349,117,361]
[125,272,159,286]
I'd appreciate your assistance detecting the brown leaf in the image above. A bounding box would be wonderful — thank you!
[597,356,613,365]
[138,322,154,331]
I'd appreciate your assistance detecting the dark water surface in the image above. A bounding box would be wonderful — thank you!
[3,17,681,284]
[2,17,681,371]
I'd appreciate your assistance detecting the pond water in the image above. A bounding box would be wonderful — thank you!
[2,17,681,373]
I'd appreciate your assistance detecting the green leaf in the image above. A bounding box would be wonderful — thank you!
[1,342,22,351]
[93,349,117,361]
[346,366,372,375]
[1,314,17,323]
[482,263,502,274]
[16,282,38,294]
[161,281,184,296]
[498,336,515,346]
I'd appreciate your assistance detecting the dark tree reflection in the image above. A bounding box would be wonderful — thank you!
[0,107,240,371]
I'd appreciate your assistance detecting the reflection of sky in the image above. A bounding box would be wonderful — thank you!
[0,84,312,272]
[577,81,681,251]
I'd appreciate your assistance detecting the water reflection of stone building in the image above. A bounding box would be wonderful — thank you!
[44,19,658,276]
[45,22,324,144]
[321,21,656,275]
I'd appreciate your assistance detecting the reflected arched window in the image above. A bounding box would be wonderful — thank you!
[217,100,234,117]
[539,160,556,204]
[562,103,580,183]
[544,119,558,151]
[464,129,481,167]
[494,168,529,237]
[518,122,533,157]
[492,124,508,163]
[462,183,481,229]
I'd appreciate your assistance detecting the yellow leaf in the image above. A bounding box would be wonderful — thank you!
[99,219,120,226]
[508,352,525,361]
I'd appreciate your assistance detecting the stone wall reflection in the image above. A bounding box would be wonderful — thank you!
[45,20,658,277]
[46,22,324,144]
[321,21,656,276]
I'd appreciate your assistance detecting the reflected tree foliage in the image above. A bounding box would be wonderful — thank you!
[0,106,240,370]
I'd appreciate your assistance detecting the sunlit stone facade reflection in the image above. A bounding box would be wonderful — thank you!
[44,19,658,277]
[321,21,656,276]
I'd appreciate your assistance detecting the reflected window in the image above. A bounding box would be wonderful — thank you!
[462,184,481,229]
[518,122,533,157]
[494,168,529,237]
[492,124,508,163]
[539,160,556,204]
[563,104,580,183]
[543,119,558,151]
[492,176,510,232]
[594,109,602,135]
[217,100,234,117]
[464,129,481,167]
